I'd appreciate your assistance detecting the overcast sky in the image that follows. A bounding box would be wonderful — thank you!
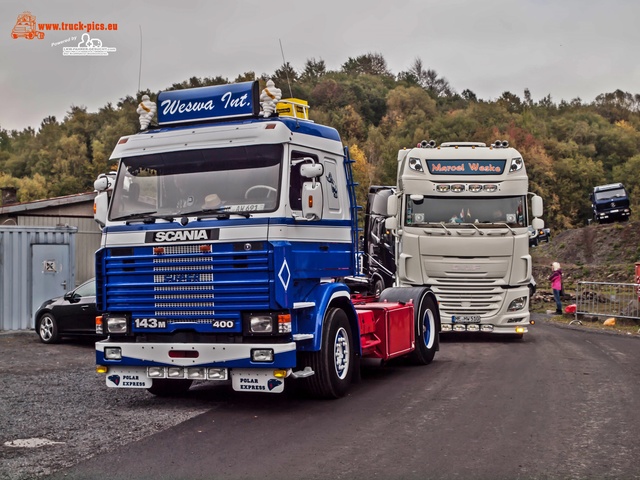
[1,0,639,132]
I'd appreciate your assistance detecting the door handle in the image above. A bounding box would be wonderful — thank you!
[61,281,67,290]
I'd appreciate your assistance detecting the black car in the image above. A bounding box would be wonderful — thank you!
[536,227,551,243]
[529,226,551,246]
[34,278,101,344]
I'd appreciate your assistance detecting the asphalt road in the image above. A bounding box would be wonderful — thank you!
[3,318,640,480]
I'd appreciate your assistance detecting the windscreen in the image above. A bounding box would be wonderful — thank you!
[594,188,626,201]
[109,145,283,220]
[405,195,527,227]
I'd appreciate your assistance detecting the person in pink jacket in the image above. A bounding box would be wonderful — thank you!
[549,262,563,314]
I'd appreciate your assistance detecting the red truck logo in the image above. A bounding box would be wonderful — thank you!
[11,11,45,40]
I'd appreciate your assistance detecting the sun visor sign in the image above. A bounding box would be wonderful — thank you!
[426,160,507,175]
[145,229,219,243]
[157,81,260,125]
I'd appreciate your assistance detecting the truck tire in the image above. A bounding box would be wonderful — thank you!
[300,308,354,399]
[147,379,193,397]
[379,287,439,365]
[373,277,385,297]
[411,293,439,365]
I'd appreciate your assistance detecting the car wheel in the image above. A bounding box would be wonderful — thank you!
[38,313,60,344]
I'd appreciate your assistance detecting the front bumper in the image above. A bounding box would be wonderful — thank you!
[96,340,297,368]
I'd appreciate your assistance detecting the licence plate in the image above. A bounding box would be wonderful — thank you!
[105,368,152,388]
[231,369,284,393]
[452,315,481,324]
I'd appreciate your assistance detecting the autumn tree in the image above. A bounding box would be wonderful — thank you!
[341,53,393,78]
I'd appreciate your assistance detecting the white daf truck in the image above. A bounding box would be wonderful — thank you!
[385,140,544,337]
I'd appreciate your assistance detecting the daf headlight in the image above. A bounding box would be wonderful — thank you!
[507,296,527,312]
[510,157,523,172]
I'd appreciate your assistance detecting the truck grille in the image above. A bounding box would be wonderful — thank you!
[431,281,505,318]
[101,242,271,324]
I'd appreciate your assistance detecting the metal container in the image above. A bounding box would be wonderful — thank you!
[0,225,76,331]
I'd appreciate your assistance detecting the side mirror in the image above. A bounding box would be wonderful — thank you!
[94,173,115,192]
[531,194,543,218]
[385,216,397,231]
[301,182,323,220]
[386,195,398,217]
[94,191,109,228]
[300,163,324,179]
[532,217,544,230]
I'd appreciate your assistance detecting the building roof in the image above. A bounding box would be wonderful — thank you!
[0,192,96,214]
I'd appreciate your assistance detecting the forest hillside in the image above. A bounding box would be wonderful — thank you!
[1,53,640,232]
[531,220,640,293]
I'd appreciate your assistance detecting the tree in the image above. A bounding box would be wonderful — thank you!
[341,53,393,78]
[399,58,454,97]
[381,85,437,135]
[300,58,327,85]
[498,91,523,113]
[612,154,640,219]
[271,62,299,97]
[234,71,256,83]
[461,89,477,102]
[16,173,48,201]
[593,89,639,122]
[552,155,605,227]
[349,144,372,208]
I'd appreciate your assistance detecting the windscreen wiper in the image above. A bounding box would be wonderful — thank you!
[112,211,176,224]
[194,207,251,220]
[111,211,158,223]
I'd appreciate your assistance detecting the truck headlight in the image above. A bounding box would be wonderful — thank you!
[250,315,273,333]
[243,312,290,336]
[106,316,128,334]
[251,349,274,362]
[104,347,122,360]
[507,296,527,312]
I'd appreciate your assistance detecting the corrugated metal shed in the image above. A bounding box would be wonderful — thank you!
[18,216,100,284]
[0,192,98,284]
[0,226,76,331]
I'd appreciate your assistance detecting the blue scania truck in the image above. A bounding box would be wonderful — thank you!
[93,80,440,398]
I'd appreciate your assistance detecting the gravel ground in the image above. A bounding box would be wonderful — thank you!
[0,331,209,480]
[2,315,634,479]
